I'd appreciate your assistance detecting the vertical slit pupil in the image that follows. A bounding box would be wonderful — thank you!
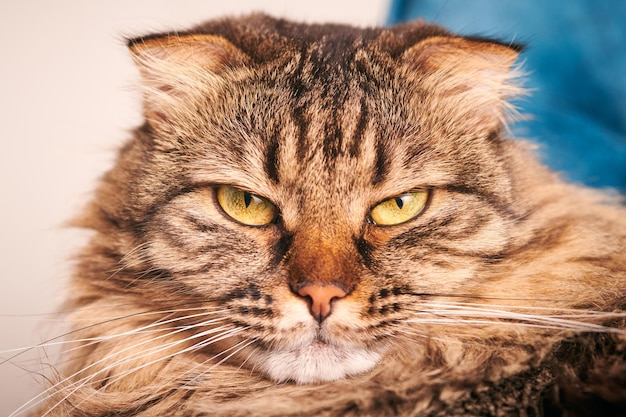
[395,197,404,209]
[244,192,253,208]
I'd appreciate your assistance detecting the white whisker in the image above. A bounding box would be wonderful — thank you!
[59,326,251,414]
[1,307,231,359]
[10,315,233,417]
[389,323,458,345]
[104,325,246,383]
[32,324,242,417]
[405,301,626,334]
[179,335,257,387]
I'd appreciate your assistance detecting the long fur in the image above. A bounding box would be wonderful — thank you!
[10,14,626,417]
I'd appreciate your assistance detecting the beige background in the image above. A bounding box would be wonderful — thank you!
[0,1,389,414]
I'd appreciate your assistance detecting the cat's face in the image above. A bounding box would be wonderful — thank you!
[89,17,523,384]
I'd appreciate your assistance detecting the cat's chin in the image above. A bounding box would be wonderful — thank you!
[257,339,381,384]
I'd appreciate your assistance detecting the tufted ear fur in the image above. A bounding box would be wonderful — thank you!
[128,34,250,128]
[401,36,522,133]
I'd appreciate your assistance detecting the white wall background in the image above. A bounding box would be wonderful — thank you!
[0,1,389,414]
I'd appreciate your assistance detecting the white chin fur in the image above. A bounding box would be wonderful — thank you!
[259,340,381,384]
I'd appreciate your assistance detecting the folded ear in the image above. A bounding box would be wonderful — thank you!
[401,36,522,132]
[128,33,250,127]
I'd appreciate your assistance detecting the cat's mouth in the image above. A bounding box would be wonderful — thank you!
[256,336,382,384]
[311,334,331,345]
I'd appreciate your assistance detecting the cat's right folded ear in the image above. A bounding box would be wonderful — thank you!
[127,33,250,128]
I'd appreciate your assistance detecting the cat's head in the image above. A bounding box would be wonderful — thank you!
[82,14,524,384]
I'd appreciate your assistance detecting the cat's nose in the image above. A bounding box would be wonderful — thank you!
[297,284,347,323]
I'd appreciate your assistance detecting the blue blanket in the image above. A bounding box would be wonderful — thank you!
[388,0,626,192]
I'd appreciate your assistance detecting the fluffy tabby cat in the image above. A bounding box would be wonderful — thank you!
[22,13,626,417]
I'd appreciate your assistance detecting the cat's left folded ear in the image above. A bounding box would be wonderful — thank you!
[400,36,524,130]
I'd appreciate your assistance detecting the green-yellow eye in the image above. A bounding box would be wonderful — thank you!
[370,190,429,226]
[216,186,278,226]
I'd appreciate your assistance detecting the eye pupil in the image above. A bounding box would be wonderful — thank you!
[395,197,404,209]
[243,192,252,208]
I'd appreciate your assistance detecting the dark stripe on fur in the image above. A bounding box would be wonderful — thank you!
[289,48,311,161]
[445,183,518,220]
[372,137,389,185]
[264,134,280,184]
[350,97,369,158]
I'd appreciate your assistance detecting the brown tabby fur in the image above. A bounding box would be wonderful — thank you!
[26,14,626,417]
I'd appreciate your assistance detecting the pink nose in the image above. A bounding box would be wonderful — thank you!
[297,284,347,322]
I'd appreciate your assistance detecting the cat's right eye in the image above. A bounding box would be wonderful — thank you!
[216,185,278,226]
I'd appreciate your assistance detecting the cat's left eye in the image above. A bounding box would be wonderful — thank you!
[216,186,278,226]
[370,190,429,226]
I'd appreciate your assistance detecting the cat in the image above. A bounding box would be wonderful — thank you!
[20,13,626,417]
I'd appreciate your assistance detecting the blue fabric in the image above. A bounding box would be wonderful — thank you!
[388,0,626,192]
